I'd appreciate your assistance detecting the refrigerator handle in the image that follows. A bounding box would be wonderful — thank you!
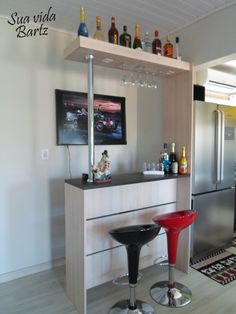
[220,110,225,182]
[215,109,221,183]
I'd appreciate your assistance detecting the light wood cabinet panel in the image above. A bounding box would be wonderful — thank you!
[86,203,176,255]
[84,179,177,219]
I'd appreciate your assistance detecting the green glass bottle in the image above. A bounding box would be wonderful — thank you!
[133,24,142,50]
[119,25,131,48]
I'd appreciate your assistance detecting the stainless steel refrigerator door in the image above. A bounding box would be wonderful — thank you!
[191,188,235,259]
[216,105,236,190]
[192,101,217,194]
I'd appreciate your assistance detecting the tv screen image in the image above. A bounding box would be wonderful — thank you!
[55,89,127,145]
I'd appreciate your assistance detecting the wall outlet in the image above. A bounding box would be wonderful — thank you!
[41,149,49,160]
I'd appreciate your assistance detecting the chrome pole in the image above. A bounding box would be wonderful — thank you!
[86,54,94,182]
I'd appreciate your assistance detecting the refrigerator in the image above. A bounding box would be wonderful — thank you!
[191,101,236,261]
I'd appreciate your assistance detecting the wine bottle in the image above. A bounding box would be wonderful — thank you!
[142,31,152,53]
[163,35,173,58]
[179,146,188,174]
[175,36,181,60]
[93,16,105,41]
[119,25,131,47]
[133,24,142,50]
[152,30,162,55]
[162,143,170,174]
[78,7,88,37]
[108,17,119,44]
[169,143,178,174]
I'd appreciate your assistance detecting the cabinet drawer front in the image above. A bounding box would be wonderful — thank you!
[85,179,177,219]
[86,203,176,255]
[86,232,167,289]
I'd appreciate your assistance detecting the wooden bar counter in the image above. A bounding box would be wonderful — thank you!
[65,172,190,314]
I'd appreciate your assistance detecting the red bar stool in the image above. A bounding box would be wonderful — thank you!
[150,210,197,307]
[108,224,161,314]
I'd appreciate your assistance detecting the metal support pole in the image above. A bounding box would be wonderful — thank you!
[168,264,175,286]
[86,54,94,182]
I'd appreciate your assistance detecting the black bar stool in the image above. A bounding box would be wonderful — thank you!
[108,224,161,314]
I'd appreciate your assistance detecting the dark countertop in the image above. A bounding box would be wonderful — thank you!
[65,172,190,190]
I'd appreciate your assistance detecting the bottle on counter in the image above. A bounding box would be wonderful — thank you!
[169,142,178,174]
[163,35,173,58]
[142,31,152,53]
[175,36,181,60]
[133,23,142,50]
[152,30,162,55]
[179,146,188,174]
[108,16,119,44]
[78,7,89,37]
[93,16,105,41]
[119,25,132,47]
[161,143,170,174]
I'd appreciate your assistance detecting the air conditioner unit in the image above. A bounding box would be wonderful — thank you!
[206,68,236,91]
[196,68,236,105]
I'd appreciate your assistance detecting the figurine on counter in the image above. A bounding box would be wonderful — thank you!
[93,150,111,183]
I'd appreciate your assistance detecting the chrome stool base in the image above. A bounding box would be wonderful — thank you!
[109,299,156,314]
[150,281,192,308]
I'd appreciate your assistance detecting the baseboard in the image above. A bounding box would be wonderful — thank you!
[0,257,65,284]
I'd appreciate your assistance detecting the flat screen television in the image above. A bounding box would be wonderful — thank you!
[55,89,127,145]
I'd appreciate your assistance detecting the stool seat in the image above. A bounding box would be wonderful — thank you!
[109,224,161,314]
[109,224,160,246]
[152,210,197,231]
[150,210,197,308]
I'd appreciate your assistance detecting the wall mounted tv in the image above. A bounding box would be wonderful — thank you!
[55,89,127,145]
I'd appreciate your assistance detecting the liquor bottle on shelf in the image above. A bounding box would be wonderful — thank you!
[169,142,178,174]
[93,16,105,41]
[163,35,173,58]
[108,16,119,44]
[142,31,152,53]
[78,7,89,37]
[161,143,170,174]
[133,24,142,50]
[119,25,131,47]
[175,36,181,60]
[179,146,188,174]
[152,30,162,55]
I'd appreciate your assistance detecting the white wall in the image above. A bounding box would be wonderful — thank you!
[136,84,163,170]
[0,18,142,277]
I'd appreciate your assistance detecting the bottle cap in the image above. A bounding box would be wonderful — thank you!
[154,30,159,37]
[123,25,127,31]
[80,7,85,21]
[176,36,179,43]
[96,16,101,25]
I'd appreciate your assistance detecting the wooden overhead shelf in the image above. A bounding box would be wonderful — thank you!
[64,36,191,76]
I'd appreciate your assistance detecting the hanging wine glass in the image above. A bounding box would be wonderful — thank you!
[151,72,158,89]
[120,63,129,86]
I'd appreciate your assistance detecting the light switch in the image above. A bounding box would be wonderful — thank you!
[41,149,49,160]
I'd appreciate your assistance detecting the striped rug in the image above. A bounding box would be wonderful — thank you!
[232,233,236,248]
[191,250,236,285]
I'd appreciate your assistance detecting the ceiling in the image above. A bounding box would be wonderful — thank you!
[0,0,235,38]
